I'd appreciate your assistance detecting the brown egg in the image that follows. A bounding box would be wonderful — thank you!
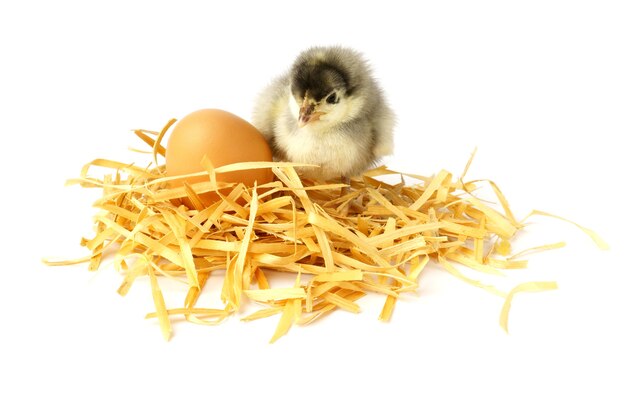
[165,109,274,207]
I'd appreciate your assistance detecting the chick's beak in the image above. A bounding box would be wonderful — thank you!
[298,102,324,127]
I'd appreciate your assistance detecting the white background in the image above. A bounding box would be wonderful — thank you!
[1,1,625,416]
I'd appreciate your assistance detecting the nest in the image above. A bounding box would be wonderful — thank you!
[45,121,607,342]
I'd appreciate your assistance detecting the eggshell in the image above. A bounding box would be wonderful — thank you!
[165,109,273,206]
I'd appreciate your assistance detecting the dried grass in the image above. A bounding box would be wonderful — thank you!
[44,121,608,341]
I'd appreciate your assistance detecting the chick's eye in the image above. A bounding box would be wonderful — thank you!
[326,92,339,104]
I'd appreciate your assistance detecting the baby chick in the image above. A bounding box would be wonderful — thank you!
[252,46,395,181]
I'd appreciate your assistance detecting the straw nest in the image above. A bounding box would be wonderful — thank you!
[45,120,607,341]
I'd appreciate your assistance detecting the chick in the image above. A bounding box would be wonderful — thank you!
[252,46,395,182]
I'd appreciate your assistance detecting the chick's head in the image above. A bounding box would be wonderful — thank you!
[289,57,365,129]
